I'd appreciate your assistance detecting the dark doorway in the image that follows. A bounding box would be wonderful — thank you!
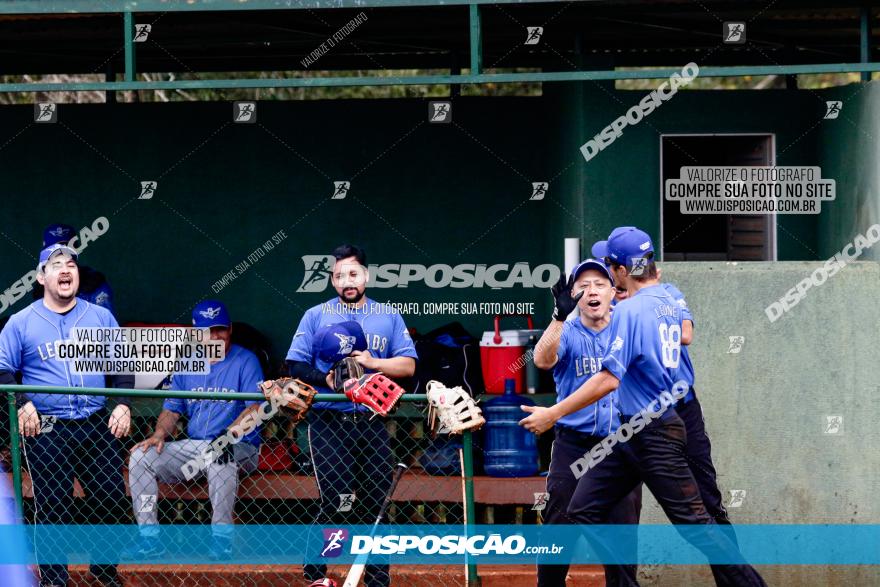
[661,134,775,261]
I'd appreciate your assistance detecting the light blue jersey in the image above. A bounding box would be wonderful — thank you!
[164,344,264,446]
[286,297,418,411]
[602,284,684,416]
[660,283,696,403]
[0,299,117,418]
[553,317,620,435]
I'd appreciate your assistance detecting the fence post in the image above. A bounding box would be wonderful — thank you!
[462,430,480,585]
[6,392,23,520]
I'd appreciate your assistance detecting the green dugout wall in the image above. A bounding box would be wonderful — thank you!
[0,83,875,354]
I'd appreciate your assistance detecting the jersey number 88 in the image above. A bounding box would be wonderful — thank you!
[658,323,681,369]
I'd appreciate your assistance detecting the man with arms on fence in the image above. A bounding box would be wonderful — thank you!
[0,243,132,587]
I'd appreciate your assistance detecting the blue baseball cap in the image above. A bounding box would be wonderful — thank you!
[570,258,615,286]
[192,300,231,328]
[38,243,78,271]
[593,226,654,267]
[43,223,76,247]
[314,321,368,364]
[590,226,635,259]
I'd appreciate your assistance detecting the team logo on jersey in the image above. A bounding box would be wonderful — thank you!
[531,492,549,511]
[334,333,356,356]
[530,182,548,200]
[133,24,151,42]
[727,336,745,354]
[320,528,349,557]
[610,336,623,353]
[34,102,57,123]
[234,101,257,123]
[727,489,746,508]
[723,22,745,44]
[337,493,355,512]
[824,101,842,120]
[429,101,451,123]
[48,226,71,239]
[200,306,222,319]
[524,27,543,45]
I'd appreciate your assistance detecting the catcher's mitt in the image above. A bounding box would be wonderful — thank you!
[343,373,406,417]
[259,378,316,423]
[331,356,364,393]
[426,380,485,435]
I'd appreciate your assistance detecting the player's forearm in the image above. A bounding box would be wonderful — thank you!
[107,374,134,406]
[0,371,24,408]
[226,403,262,431]
[151,410,180,440]
[371,356,415,378]
[533,321,564,369]
[550,370,620,420]
[682,320,693,345]
[287,360,330,388]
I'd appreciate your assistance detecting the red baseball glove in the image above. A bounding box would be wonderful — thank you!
[343,373,406,417]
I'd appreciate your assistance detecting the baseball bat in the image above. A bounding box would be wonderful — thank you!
[342,462,408,587]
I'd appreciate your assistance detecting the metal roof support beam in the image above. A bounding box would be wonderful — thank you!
[861,3,872,82]
[469,4,482,75]
[124,11,136,82]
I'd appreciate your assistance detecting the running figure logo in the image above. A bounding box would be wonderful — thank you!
[428,101,452,123]
[34,103,57,123]
[332,181,350,200]
[133,24,151,42]
[824,415,843,435]
[139,181,157,200]
[525,27,544,45]
[530,182,548,201]
[234,101,257,123]
[321,528,349,557]
[727,336,745,354]
[723,22,746,44]
[532,492,549,511]
[630,256,648,276]
[728,489,746,508]
[824,101,842,119]
[297,255,335,292]
[337,493,355,512]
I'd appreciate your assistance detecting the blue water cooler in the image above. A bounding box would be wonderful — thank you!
[483,379,539,477]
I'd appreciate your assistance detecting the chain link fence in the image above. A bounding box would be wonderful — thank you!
[2,386,521,587]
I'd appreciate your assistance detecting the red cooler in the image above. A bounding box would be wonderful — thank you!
[480,314,535,394]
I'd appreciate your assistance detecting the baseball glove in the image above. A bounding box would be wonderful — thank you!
[259,378,316,424]
[343,373,406,417]
[331,356,365,393]
[426,380,485,435]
